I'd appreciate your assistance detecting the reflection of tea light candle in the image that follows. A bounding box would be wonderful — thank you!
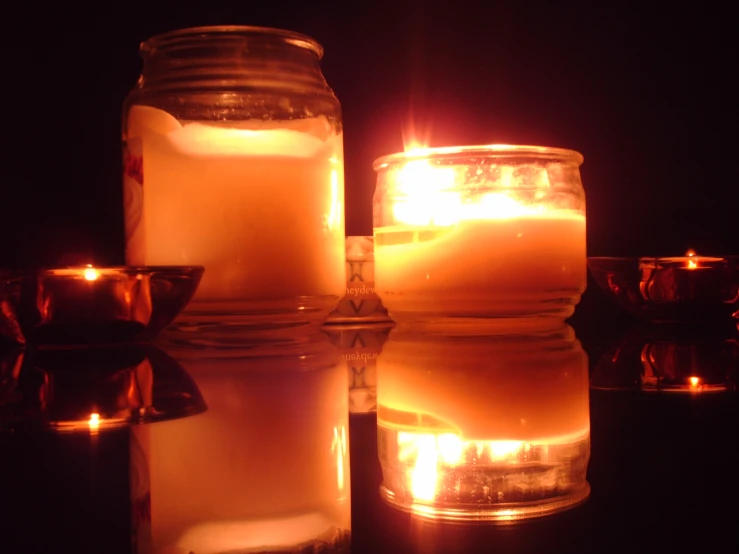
[125,106,345,308]
[373,157,586,320]
[639,340,732,393]
[132,344,350,553]
[377,327,590,519]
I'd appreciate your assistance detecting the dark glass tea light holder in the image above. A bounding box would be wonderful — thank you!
[590,324,738,393]
[588,255,739,323]
[0,265,203,346]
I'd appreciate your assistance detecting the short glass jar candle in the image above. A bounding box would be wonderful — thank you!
[372,145,586,324]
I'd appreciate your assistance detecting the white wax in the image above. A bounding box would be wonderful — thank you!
[125,106,345,303]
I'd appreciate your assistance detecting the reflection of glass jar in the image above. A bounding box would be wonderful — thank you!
[133,339,351,553]
[377,324,590,522]
[372,146,585,324]
[591,324,739,392]
[122,26,345,332]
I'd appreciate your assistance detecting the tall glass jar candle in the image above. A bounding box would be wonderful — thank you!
[372,145,586,326]
[122,26,345,338]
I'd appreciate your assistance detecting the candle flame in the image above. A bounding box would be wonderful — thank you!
[685,249,699,269]
[88,412,101,430]
[83,266,99,281]
[392,159,544,226]
[688,376,701,391]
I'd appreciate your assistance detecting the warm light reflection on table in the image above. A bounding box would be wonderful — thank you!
[376,325,591,522]
[131,339,351,553]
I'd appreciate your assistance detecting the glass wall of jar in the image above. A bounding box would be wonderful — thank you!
[123,26,345,337]
[372,145,586,325]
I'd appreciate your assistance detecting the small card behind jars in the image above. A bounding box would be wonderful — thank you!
[327,236,391,323]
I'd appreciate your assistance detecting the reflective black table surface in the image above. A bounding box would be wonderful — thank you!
[2,289,738,554]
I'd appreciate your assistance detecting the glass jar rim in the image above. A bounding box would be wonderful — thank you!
[373,144,584,171]
[141,25,324,60]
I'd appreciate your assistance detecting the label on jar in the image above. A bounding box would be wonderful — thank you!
[123,137,144,266]
[346,280,376,300]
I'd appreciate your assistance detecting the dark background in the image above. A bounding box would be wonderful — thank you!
[2,4,738,551]
[1,1,736,267]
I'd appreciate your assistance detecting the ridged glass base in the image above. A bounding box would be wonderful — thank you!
[383,291,581,328]
[165,296,339,347]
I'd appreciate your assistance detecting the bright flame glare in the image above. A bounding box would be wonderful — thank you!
[391,159,545,226]
[689,376,701,390]
[398,431,524,502]
[83,267,99,281]
[88,413,101,430]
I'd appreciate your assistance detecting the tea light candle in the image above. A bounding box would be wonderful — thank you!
[661,250,724,270]
[124,105,345,312]
[372,146,587,322]
[591,326,738,392]
[641,250,731,304]
[36,266,152,328]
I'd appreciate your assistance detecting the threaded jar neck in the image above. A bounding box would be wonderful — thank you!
[138,26,330,94]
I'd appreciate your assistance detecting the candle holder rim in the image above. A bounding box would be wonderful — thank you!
[372,144,584,170]
[140,25,324,60]
[588,255,736,265]
[1,265,205,280]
